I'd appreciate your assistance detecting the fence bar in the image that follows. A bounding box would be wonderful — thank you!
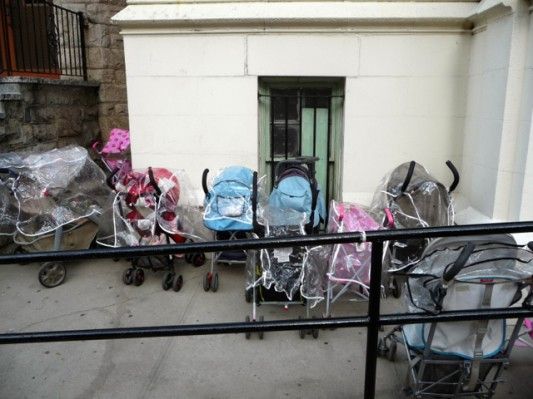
[77,12,87,80]
[364,241,384,399]
[1,222,532,265]
[1,307,533,345]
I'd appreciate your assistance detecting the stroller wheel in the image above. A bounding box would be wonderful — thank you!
[386,339,397,362]
[211,273,219,292]
[123,268,134,285]
[185,253,193,264]
[245,316,251,340]
[133,269,145,286]
[245,288,253,303]
[298,316,305,339]
[258,315,264,340]
[203,273,211,292]
[390,277,401,298]
[192,253,206,267]
[162,271,174,291]
[172,274,183,292]
[38,262,66,288]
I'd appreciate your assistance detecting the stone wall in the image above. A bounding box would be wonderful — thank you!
[57,0,129,138]
[0,78,99,152]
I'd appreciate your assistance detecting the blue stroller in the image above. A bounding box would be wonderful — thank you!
[268,157,326,234]
[202,166,259,292]
[244,157,328,339]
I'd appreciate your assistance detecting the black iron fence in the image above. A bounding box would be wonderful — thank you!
[0,0,87,80]
[1,221,533,399]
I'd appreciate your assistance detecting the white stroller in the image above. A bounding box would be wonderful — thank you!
[379,234,533,398]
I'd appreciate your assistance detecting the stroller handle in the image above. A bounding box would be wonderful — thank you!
[443,242,475,283]
[274,157,318,180]
[400,161,416,193]
[147,167,162,196]
[446,160,460,193]
[202,169,209,195]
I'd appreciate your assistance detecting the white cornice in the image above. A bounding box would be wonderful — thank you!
[112,2,478,30]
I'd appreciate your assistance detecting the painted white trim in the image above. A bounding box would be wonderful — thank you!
[113,2,477,29]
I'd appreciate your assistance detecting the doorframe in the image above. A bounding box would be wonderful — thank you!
[258,77,345,205]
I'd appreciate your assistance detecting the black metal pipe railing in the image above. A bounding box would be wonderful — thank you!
[1,221,533,399]
[0,0,87,79]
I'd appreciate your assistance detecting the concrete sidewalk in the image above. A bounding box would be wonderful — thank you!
[0,258,531,398]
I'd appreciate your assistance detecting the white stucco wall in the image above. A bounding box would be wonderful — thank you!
[116,0,532,221]
[123,31,469,204]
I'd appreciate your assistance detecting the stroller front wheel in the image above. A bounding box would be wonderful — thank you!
[38,262,66,288]
[162,271,174,291]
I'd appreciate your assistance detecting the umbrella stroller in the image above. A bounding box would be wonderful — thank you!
[97,167,205,291]
[379,235,533,398]
[324,200,381,317]
[245,206,328,340]
[268,157,326,234]
[0,146,112,287]
[201,166,260,292]
[371,160,460,297]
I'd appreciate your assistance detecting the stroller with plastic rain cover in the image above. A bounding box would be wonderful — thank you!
[371,160,460,297]
[268,157,326,234]
[378,235,533,398]
[201,166,260,292]
[97,167,206,291]
[245,206,328,339]
[0,146,112,287]
[324,200,381,317]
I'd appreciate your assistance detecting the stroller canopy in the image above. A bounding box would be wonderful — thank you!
[268,171,325,229]
[203,166,255,232]
[404,235,533,359]
[0,146,112,238]
[372,161,454,229]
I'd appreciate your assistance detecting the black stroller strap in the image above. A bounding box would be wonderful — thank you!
[400,161,416,193]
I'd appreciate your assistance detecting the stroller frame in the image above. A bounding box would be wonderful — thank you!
[380,316,524,398]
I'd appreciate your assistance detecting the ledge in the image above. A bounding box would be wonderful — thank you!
[0,76,99,88]
[112,2,479,30]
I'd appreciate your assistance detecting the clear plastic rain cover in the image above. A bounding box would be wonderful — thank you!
[405,235,533,314]
[371,161,453,230]
[203,166,256,232]
[403,235,533,358]
[326,200,381,289]
[0,145,112,239]
[257,206,328,307]
[97,168,209,248]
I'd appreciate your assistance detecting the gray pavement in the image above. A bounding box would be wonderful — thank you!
[0,258,532,398]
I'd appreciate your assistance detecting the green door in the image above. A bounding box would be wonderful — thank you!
[258,82,344,216]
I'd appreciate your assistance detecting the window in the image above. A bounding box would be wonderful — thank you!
[259,78,345,208]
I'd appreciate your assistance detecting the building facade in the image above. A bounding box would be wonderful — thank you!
[114,0,533,223]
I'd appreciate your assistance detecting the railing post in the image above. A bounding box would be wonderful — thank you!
[0,0,12,75]
[77,11,87,80]
[364,239,384,399]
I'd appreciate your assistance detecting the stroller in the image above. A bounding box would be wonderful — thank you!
[371,160,460,297]
[324,200,381,317]
[91,128,132,189]
[246,207,328,339]
[379,235,533,398]
[268,157,326,234]
[201,166,259,292]
[0,146,112,287]
[97,167,205,291]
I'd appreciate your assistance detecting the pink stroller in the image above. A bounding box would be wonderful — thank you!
[325,200,381,317]
[91,128,132,188]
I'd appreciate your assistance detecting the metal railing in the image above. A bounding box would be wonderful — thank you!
[0,221,533,399]
[0,0,87,80]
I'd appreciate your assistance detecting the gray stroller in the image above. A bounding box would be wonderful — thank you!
[379,235,533,398]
